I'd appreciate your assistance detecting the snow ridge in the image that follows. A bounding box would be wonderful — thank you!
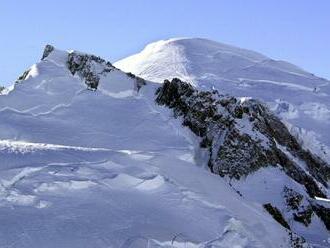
[115,38,330,167]
[155,78,330,246]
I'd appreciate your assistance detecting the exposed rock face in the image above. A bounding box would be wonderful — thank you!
[262,202,310,248]
[16,69,31,83]
[311,204,330,230]
[155,78,330,233]
[125,72,146,92]
[66,52,145,91]
[41,44,55,60]
[282,187,314,228]
[263,203,291,230]
[17,45,147,93]
[67,52,114,90]
[155,78,329,196]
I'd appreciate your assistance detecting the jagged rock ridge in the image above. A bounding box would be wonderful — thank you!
[115,38,330,166]
[155,78,330,232]
[40,45,330,245]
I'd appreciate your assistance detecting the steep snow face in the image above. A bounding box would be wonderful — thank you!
[0,46,291,247]
[115,38,330,163]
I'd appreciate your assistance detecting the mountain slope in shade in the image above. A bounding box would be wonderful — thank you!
[0,46,294,248]
[115,38,330,164]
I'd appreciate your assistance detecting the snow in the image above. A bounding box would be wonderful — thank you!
[115,37,330,164]
[315,197,330,203]
[230,166,330,246]
[300,102,330,123]
[0,47,290,247]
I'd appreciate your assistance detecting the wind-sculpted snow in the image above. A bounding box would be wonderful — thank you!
[0,46,294,247]
[115,38,330,164]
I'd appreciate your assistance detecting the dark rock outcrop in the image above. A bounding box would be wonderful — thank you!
[155,78,330,234]
[293,207,313,227]
[66,52,146,91]
[15,69,31,83]
[155,78,329,198]
[283,186,304,211]
[126,72,146,92]
[311,204,330,230]
[263,203,291,230]
[41,44,55,60]
[67,52,113,90]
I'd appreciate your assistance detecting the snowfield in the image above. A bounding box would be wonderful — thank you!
[0,47,295,247]
[115,38,330,164]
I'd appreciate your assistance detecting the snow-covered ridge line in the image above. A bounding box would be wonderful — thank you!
[155,78,330,242]
[39,44,146,92]
[0,41,328,246]
[115,37,320,83]
[238,78,315,92]
[315,197,330,203]
[0,140,111,153]
[115,38,330,167]
[156,78,329,194]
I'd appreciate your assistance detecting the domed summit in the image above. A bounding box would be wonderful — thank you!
[115,37,316,87]
[115,37,330,164]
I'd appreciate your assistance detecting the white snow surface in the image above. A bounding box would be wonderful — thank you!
[0,48,292,247]
[115,37,330,163]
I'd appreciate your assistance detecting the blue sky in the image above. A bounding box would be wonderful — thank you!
[1,0,329,85]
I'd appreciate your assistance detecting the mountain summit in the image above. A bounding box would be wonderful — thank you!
[115,37,317,85]
[0,45,292,247]
[115,38,330,165]
[0,43,329,247]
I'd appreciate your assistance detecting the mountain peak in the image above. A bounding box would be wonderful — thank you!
[115,37,314,85]
[114,37,278,85]
[146,37,268,61]
[1,41,330,247]
[41,44,55,60]
[115,37,330,168]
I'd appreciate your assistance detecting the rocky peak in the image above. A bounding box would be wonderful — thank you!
[66,52,115,90]
[155,77,330,233]
[66,51,146,91]
[39,44,117,90]
[41,44,55,60]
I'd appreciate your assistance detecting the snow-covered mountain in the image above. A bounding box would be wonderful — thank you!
[115,38,330,165]
[155,78,330,247]
[0,43,329,247]
[0,45,293,248]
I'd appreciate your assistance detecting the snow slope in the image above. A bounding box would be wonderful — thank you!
[0,47,292,247]
[115,38,330,164]
[154,77,330,247]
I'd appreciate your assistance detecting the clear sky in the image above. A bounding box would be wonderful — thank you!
[1,0,329,86]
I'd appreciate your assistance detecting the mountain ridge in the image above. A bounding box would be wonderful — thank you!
[0,44,329,247]
[115,37,330,166]
[0,45,294,247]
[115,37,321,84]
